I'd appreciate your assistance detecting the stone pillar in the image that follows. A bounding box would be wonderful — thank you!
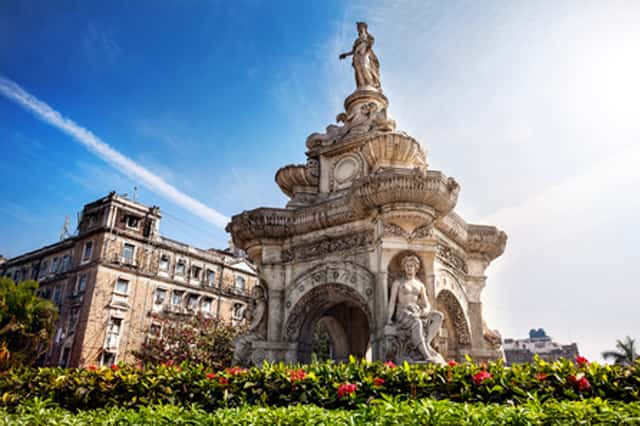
[467,301,484,349]
[465,255,489,352]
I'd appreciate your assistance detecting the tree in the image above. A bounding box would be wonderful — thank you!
[133,312,240,368]
[602,336,638,366]
[0,277,58,369]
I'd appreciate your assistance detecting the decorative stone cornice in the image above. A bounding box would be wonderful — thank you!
[465,225,507,261]
[281,231,373,263]
[361,133,426,172]
[275,162,319,198]
[350,168,459,216]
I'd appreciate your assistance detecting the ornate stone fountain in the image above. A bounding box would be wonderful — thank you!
[227,22,506,365]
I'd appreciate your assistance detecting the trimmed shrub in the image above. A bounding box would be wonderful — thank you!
[1,357,639,411]
[1,398,640,425]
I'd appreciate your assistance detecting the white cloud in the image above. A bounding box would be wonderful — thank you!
[0,76,229,229]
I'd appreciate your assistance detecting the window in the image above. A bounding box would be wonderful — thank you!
[172,290,184,306]
[122,243,135,262]
[75,274,87,295]
[51,257,60,273]
[201,297,212,313]
[13,270,21,283]
[125,215,140,229]
[101,351,116,367]
[53,286,62,304]
[67,307,80,334]
[175,259,186,276]
[31,265,39,280]
[154,288,167,305]
[104,318,122,352]
[159,254,170,271]
[42,287,51,299]
[88,214,97,228]
[82,241,93,261]
[234,276,246,292]
[39,260,48,279]
[187,294,199,310]
[232,303,244,320]
[59,346,71,367]
[149,323,162,338]
[191,266,201,280]
[61,255,71,273]
[115,278,129,294]
[206,269,216,286]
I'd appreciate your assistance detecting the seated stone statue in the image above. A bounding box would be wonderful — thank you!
[386,255,445,364]
[232,283,267,366]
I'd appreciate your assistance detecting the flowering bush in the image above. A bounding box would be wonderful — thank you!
[0,357,638,411]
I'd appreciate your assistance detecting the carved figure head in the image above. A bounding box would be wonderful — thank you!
[356,22,368,36]
[305,158,320,179]
[401,255,421,279]
[252,283,266,300]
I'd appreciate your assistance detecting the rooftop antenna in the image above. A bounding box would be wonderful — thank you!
[60,216,71,241]
[133,186,138,202]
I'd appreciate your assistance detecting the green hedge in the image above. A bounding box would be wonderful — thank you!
[2,398,640,425]
[1,357,638,411]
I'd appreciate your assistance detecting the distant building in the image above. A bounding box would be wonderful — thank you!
[503,328,579,365]
[0,192,257,367]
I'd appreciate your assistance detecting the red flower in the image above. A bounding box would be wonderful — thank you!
[86,365,97,371]
[534,373,548,381]
[384,361,396,368]
[226,367,248,376]
[471,371,493,386]
[166,360,175,367]
[447,360,457,367]
[111,364,119,371]
[568,374,591,391]
[373,377,385,387]
[576,356,589,366]
[577,377,591,391]
[218,376,229,385]
[206,373,217,380]
[289,369,306,383]
[337,383,357,398]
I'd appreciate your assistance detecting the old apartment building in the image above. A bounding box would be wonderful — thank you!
[1,192,257,367]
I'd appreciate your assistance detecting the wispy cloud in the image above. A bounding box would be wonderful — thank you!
[0,76,229,229]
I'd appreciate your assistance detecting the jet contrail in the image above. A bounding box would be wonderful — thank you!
[0,76,229,229]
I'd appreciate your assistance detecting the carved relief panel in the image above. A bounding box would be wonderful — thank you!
[330,153,365,191]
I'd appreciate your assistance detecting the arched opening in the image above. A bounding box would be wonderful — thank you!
[285,283,372,363]
[435,290,471,360]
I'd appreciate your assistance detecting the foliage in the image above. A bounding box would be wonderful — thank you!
[1,357,639,411]
[603,336,639,366]
[132,312,239,369]
[1,398,640,425]
[0,277,58,369]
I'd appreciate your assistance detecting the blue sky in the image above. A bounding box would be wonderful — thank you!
[1,1,639,360]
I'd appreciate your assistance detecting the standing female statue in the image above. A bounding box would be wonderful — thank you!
[339,22,381,90]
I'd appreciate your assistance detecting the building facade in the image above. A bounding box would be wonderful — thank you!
[1,192,257,367]
[503,329,580,365]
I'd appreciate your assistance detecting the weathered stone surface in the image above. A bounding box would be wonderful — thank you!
[227,22,507,364]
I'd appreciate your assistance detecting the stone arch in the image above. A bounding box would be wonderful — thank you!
[284,283,373,363]
[435,289,471,360]
[285,261,375,317]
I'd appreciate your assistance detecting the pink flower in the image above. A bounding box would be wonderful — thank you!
[384,361,396,368]
[166,360,175,367]
[337,383,357,398]
[289,369,306,383]
[471,371,493,386]
[373,377,385,387]
[206,373,217,380]
[447,360,457,367]
[576,356,589,366]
